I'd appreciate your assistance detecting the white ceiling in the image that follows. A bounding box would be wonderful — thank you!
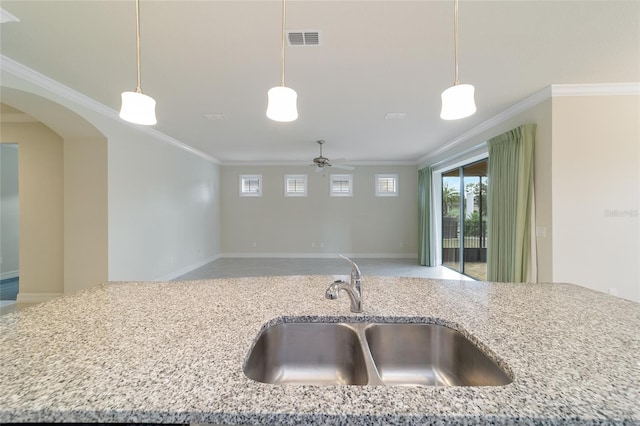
[1,1,638,164]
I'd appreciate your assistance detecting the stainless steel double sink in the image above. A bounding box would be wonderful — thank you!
[243,321,512,386]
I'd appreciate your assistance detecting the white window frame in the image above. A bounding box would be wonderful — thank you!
[239,174,262,197]
[375,173,399,197]
[330,174,353,197]
[284,174,307,197]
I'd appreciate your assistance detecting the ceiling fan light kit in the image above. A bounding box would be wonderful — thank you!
[119,0,157,126]
[440,0,476,120]
[312,140,354,172]
[266,0,298,122]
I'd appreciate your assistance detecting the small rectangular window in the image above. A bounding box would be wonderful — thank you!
[376,174,398,197]
[330,174,353,197]
[240,174,262,197]
[284,174,307,197]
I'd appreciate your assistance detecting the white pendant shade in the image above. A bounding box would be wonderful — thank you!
[266,86,298,122]
[119,91,157,125]
[440,83,476,120]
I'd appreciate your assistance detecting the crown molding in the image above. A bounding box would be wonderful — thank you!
[417,86,551,167]
[552,82,640,96]
[0,7,20,23]
[418,82,640,167]
[4,55,636,168]
[346,160,418,166]
[1,55,116,117]
[223,160,318,167]
[0,55,220,164]
[221,160,418,167]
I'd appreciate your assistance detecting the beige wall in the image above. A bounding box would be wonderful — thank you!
[1,117,109,299]
[64,137,108,293]
[1,123,64,298]
[552,95,639,302]
[424,93,640,302]
[221,165,418,256]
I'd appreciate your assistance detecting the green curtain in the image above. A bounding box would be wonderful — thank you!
[487,124,536,282]
[418,167,434,266]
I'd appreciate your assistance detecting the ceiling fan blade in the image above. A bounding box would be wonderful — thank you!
[331,164,355,171]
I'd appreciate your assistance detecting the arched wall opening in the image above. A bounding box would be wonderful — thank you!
[0,87,108,301]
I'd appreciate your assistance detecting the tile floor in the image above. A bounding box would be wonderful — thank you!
[175,257,473,281]
[0,258,472,316]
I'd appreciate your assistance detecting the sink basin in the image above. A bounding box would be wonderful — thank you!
[365,323,512,386]
[243,323,368,385]
[244,320,512,386]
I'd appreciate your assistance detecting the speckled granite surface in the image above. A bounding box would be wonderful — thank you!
[0,276,639,425]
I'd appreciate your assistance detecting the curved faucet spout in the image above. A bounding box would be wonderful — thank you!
[326,280,361,313]
[325,280,343,299]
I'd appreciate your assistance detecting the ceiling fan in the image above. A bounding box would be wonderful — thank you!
[312,140,354,173]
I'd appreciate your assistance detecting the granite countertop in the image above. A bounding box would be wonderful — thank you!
[1,276,639,425]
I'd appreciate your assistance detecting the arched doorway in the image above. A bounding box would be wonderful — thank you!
[0,88,108,302]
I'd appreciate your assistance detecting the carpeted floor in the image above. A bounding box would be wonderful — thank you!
[0,277,19,301]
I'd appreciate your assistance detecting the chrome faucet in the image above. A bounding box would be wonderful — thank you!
[325,255,362,313]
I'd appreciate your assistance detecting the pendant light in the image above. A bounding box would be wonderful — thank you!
[266,0,298,122]
[440,0,476,120]
[119,0,157,126]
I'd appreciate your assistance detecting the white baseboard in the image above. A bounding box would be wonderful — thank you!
[16,292,63,304]
[220,252,418,259]
[153,254,221,281]
[0,270,19,280]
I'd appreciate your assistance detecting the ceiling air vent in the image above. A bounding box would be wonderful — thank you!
[287,30,321,46]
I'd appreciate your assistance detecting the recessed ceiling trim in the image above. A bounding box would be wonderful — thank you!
[1,54,220,165]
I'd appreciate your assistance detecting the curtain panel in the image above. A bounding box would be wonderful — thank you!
[418,167,434,266]
[487,124,537,282]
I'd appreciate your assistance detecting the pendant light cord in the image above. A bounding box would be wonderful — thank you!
[135,0,142,93]
[280,0,286,87]
[453,0,460,86]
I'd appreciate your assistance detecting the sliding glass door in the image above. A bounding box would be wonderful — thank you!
[442,159,488,280]
[442,169,461,272]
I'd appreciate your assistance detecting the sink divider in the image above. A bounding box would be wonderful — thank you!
[341,322,385,386]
